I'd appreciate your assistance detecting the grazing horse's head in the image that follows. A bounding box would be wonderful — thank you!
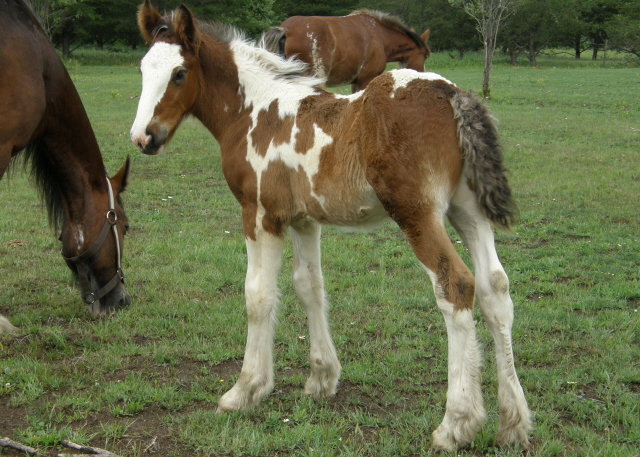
[131,0,201,156]
[60,158,131,318]
[400,29,431,72]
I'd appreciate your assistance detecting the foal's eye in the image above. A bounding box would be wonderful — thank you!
[174,69,187,84]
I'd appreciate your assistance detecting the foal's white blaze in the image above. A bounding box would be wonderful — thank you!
[130,42,185,148]
[389,69,455,98]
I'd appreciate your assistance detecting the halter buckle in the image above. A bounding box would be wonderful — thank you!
[83,293,96,305]
[106,209,118,224]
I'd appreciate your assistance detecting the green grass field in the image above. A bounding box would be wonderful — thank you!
[1,51,639,456]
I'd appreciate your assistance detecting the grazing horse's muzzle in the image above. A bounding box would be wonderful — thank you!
[89,287,131,318]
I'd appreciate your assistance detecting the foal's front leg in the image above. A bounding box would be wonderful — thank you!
[217,228,284,412]
[290,222,341,399]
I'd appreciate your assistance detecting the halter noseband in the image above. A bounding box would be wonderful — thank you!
[62,177,124,305]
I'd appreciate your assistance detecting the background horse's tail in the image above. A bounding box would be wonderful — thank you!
[450,91,517,230]
[261,27,286,56]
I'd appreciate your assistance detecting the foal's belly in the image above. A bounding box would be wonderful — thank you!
[299,185,389,232]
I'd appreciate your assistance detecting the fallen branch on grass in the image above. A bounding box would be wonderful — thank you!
[0,437,39,455]
[57,440,120,456]
[143,436,158,453]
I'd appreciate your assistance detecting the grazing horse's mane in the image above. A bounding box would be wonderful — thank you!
[353,9,430,56]
[21,142,66,231]
[15,143,117,232]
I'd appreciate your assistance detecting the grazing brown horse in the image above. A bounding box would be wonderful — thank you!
[0,0,131,332]
[131,1,532,450]
[263,10,430,92]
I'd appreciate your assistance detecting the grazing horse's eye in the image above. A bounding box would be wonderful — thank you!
[173,69,187,85]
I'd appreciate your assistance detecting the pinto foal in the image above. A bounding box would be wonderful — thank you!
[130,1,532,450]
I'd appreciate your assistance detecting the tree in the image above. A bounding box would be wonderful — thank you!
[607,0,640,64]
[501,0,570,66]
[449,0,520,98]
[29,0,86,41]
[413,0,479,58]
[274,0,359,20]
[49,0,95,56]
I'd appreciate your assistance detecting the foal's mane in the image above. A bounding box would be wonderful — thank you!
[162,12,324,87]
[354,9,429,53]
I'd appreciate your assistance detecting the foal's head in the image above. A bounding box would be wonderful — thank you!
[131,0,202,156]
[60,158,131,318]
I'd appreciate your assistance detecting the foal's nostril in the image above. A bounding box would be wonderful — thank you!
[146,129,156,146]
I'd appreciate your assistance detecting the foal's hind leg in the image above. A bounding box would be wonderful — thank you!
[217,227,284,412]
[290,221,341,398]
[397,213,486,450]
[448,181,532,448]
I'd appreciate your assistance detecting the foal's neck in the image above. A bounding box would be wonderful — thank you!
[193,37,321,148]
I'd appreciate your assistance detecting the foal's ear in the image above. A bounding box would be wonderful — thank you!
[421,29,431,44]
[111,156,131,194]
[138,0,163,44]
[175,4,201,53]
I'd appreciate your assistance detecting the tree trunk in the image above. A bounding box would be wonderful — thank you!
[63,33,72,57]
[574,35,581,59]
[482,43,491,98]
[592,45,598,60]
[528,35,537,67]
[509,44,518,65]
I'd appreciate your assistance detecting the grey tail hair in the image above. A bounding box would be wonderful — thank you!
[261,27,286,56]
[451,91,517,230]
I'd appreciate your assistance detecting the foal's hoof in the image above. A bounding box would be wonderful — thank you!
[0,316,18,334]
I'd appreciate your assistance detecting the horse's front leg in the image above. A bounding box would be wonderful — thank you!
[290,221,341,399]
[217,226,285,412]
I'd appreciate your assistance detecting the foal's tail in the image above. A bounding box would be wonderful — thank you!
[261,27,286,56]
[450,91,517,230]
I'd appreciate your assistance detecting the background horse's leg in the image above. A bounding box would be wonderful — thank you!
[217,227,284,412]
[290,222,341,399]
[448,181,532,448]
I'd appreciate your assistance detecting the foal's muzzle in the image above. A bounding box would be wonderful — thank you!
[133,126,167,155]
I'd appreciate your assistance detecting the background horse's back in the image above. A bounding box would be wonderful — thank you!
[263,10,430,92]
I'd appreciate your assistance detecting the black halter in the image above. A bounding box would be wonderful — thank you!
[62,177,124,305]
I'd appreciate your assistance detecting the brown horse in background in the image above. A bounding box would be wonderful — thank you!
[131,1,531,450]
[263,9,430,92]
[0,0,131,332]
